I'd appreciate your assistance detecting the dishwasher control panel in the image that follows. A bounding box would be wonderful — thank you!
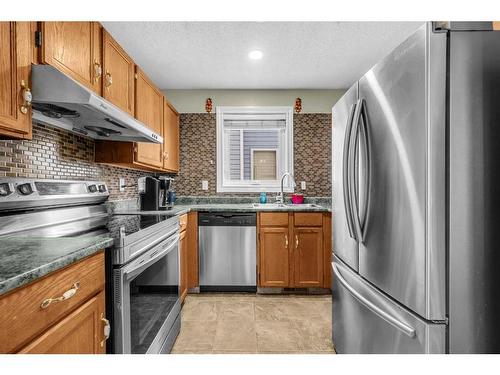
[198,212,256,226]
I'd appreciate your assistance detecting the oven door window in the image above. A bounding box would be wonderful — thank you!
[129,243,179,354]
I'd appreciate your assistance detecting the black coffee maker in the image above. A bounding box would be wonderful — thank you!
[139,176,174,211]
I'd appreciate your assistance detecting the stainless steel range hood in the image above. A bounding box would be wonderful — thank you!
[31,65,162,143]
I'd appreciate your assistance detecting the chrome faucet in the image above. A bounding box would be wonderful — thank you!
[276,172,296,204]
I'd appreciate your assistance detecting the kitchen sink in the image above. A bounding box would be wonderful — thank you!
[252,203,288,209]
[288,203,322,208]
[252,203,322,209]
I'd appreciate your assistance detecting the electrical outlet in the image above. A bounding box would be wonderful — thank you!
[301,181,306,190]
[119,178,125,192]
[202,180,209,190]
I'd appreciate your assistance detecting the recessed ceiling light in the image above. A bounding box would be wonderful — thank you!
[248,50,263,60]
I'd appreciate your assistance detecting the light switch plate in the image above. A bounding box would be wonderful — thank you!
[202,180,209,190]
[301,181,306,190]
[119,178,125,192]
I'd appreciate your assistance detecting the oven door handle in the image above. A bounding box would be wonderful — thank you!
[124,234,180,280]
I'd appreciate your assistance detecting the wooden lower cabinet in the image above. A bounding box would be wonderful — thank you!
[186,211,199,289]
[0,252,107,354]
[293,227,323,287]
[19,292,106,354]
[258,212,331,289]
[259,227,290,287]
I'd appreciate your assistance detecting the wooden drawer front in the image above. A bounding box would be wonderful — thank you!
[0,251,104,353]
[18,292,106,354]
[260,212,289,227]
[294,212,323,227]
[179,213,188,233]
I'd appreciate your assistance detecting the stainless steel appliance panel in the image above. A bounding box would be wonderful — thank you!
[332,83,360,271]
[357,24,446,319]
[31,65,162,143]
[332,257,446,354]
[199,226,256,286]
[198,212,257,287]
[449,29,500,353]
[113,233,180,354]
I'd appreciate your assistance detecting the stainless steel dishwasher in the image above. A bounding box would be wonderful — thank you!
[198,212,256,291]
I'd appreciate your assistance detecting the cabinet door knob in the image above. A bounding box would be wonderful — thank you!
[104,71,113,89]
[94,60,102,83]
[285,234,288,248]
[295,235,299,249]
[20,80,32,115]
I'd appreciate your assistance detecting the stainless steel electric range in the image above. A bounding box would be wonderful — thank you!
[0,178,181,354]
[105,212,181,354]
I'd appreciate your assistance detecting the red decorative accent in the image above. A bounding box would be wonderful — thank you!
[205,98,213,113]
[294,97,302,113]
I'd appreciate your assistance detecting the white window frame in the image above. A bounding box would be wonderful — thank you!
[216,106,294,193]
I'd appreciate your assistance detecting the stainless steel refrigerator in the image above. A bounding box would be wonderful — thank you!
[331,21,500,354]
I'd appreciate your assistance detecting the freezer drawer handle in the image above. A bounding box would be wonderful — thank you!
[332,262,416,338]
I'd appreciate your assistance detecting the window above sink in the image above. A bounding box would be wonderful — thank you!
[216,106,294,193]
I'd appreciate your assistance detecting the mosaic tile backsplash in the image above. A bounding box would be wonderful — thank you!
[0,123,156,201]
[0,113,332,201]
[175,113,332,197]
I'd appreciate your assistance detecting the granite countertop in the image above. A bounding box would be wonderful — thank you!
[0,200,329,298]
[0,235,113,296]
[115,202,331,216]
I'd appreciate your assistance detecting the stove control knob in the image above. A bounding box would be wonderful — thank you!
[88,184,98,193]
[98,184,107,193]
[0,183,12,197]
[18,183,33,195]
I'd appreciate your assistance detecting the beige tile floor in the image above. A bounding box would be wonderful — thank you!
[171,293,335,354]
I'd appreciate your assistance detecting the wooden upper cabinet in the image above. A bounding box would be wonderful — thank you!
[0,22,34,139]
[134,67,164,168]
[41,22,102,95]
[293,227,324,287]
[18,292,106,354]
[102,30,134,116]
[163,99,180,172]
[259,227,290,287]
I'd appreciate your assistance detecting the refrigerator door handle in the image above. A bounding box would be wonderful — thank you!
[349,99,370,243]
[359,99,371,241]
[342,103,357,240]
[349,99,363,241]
[332,261,416,338]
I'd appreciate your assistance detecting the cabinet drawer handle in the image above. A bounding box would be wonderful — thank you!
[94,60,102,83]
[20,80,32,115]
[285,234,288,248]
[100,313,111,347]
[104,71,113,89]
[295,235,299,249]
[40,282,80,309]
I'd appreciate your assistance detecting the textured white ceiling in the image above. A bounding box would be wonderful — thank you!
[101,22,423,90]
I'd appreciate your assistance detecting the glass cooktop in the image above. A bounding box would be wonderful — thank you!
[106,214,170,237]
